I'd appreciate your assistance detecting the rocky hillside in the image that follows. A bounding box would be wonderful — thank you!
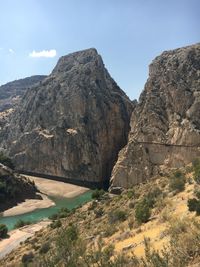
[0,163,37,212]
[2,161,200,266]
[110,43,200,189]
[0,75,46,112]
[0,76,46,130]
[1,48,133,185]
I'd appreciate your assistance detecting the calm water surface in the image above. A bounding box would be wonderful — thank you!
[0,191,92,230]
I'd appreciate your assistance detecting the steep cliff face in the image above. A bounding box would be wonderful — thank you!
[2,48,133,184]
[110,43,200,188]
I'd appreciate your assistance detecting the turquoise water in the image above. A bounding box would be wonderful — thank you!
[0,191,92,231]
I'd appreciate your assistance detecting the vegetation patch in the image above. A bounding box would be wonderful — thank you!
[14,219,32,229]
[169,170,186,193]
[0,224,8,238]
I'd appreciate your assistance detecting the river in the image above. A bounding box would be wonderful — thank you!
[0,191,92,231]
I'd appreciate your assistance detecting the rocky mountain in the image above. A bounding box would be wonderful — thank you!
[0,75,46,112]
[0,76,46,130]
[0,163,37,212]
[1,48,133,185]
[110,43,200,189]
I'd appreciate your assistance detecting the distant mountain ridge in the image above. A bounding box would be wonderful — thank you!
[0,75,46,112]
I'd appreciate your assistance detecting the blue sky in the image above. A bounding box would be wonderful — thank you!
[0,0,199,99]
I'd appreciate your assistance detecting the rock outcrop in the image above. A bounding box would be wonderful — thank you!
[110,43,200,188]
[0,163,37,212]
[1,48,133,185]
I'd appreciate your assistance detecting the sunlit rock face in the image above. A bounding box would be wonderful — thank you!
[1,48,133,184]
[110,43,200,189]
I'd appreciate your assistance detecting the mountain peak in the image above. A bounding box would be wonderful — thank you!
[52,48,102,75]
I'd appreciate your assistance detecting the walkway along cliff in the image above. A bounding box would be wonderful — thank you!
[110,43,200,189]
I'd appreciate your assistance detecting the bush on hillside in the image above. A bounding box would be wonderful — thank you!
[14,219,31,229]
[194,169,200,184]
[169,170,186,193]
[135,198,151,224]
[108,209,127,224]
[21,252,34,264]
[91,189,105,200]
[187,198,199,212]
[187,198,200,216]
[0,152,14,169]
[39,242,50,254]
[0,224,8,238]
[127,189,135,199]
[50,220,62,229]
[49,207,70,220]
[145,187,162,208]
[192,158,200,184]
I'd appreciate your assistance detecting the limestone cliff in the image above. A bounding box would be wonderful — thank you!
[110,43,200,188]
[1,48,133,185]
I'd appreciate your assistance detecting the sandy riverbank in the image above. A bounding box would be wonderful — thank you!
[2,193,55,217]
[1,176,89,217]
[0,220,50,260]
[25,175,89,198]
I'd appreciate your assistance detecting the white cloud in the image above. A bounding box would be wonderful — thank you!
[29,49,57,58]
[9,48,14,53]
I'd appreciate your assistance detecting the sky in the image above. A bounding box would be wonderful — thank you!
[0,0,199,100]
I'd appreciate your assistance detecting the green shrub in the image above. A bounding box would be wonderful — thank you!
[14,219,31,229]
[194,168,200,184]
[49,207,70,220]
[169,170,186,193]
[187,198,199,212]
[108,209,127,224]
[91,189,105,200]
[135,198,151,224]
[187,198,200,216]
[127,189,135,199]
[0,152,14,169]
[192,158,200,169]
[0,224,8,238]
[192,158,200,184]
[39,242,50,254]
[21,252,34,264]
[50,220,62,229]
[65,225,78,242]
